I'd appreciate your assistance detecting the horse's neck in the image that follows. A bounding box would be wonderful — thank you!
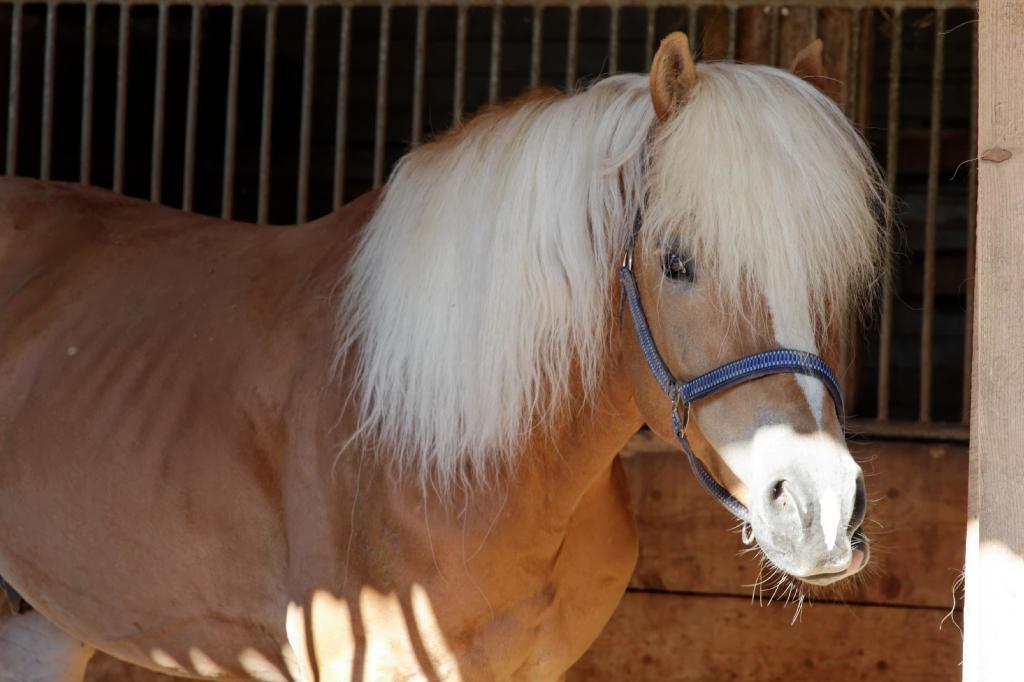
[457,338,643,553]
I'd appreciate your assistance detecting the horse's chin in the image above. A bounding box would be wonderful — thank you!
[793,530,871,588]
[797,545,869,587]
[758,529,870,589]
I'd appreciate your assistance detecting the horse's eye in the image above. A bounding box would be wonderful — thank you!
[662,251,694,282]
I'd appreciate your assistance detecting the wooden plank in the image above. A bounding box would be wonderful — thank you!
[569,592,962,681]
[622,436,967,609]
[964,1,1024,680]
[778,6,817,68]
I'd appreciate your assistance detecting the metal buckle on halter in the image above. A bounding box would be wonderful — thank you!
[670,383,690,439]
[621,246,634,272]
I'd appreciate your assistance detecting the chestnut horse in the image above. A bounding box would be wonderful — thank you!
[0,34,885,681]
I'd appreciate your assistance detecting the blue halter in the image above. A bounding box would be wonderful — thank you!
[619,214,845,523]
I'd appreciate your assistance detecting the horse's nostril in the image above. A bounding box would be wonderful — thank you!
[850,474,867,531]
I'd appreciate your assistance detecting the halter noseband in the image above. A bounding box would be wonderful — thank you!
[619,212,845,523]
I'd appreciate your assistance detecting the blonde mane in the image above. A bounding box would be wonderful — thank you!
[336,64,887,492]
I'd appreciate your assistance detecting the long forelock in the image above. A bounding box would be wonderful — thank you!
[643,63,889,339]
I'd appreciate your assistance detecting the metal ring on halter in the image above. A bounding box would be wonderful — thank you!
[670,385,689,439]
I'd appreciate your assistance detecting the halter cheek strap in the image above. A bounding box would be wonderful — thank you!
[619,217,845,523]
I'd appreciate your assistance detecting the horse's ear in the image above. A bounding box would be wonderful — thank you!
[790,39,825,84]
[649,32,698,120]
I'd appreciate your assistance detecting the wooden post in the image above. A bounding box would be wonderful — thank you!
[964,2,1024,680]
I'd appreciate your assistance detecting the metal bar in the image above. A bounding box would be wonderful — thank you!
[453,3,467,122]
[297,3,316,223]
[529,5,542,88]
[488,4,502,102]
[644,4,655,66]
[962,18,978,424]
[40,1,56,180]
[257,3,277,224]
[918,7,945,423]
[809,5,818,40]
[876,6,901,420]
[80,2,95,183]
[687,3,697,54]
[566,4,578,90]
[768,5,780,66]
[847,6,861,121]
[182,3,201,211]
[726,5,737,60]
[221,2,241,219]
[5,2,20,175]
[845,418,970,444]
[150,1,169,201]
[333,4,351,207]
[372,4,390,188]
[31,0,978,8]
[608,4,619,74]
[114,2,130,193]
[412,4,426,143]
[839,6,863,410]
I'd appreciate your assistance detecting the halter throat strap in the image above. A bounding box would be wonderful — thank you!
[619,215,845,523]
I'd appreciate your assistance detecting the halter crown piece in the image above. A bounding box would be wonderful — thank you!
[619,211,845,523]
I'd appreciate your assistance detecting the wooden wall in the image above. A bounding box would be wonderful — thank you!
[964,0,1024,678]
[85,436,968,681]
[568,436,968,681]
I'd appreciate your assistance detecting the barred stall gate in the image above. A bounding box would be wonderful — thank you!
[0,0,976,679]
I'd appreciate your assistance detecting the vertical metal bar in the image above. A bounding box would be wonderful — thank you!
[40,1,56,180]
[489,4,502,103]
[453,4,466,123]
[114,2,130,193]
[150,1,169,202]
[839,6,863,410]
[726,5,737,60]
[529,6,542,88]
[847,7,862,121]
[372,4,390,188]
[80,2,95,183]
[566,4,578,90]
[918,7,945,423]
[768,5,780,66]
[644,4,655,66]
[297,3,316,223]
[222,2,241,219]
[5,2,21,175]
[876,6,902,420]
[333,4,351,207]
[257,3,277,225]
[608,4,619,74]
[412,4,426,144]
[962,19,978,424]
[809,7,819,41]
[182,4,202,211]
[687,3,697,53]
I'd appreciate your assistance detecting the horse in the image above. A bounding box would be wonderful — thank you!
[0,33,886,681]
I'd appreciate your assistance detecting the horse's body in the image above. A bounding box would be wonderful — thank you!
[0,35,886,681]
[0,180,641,680]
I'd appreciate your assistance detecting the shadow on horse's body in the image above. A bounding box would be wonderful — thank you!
[0,34,885,681]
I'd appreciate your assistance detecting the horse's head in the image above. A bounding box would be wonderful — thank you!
[624,34,885,587]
